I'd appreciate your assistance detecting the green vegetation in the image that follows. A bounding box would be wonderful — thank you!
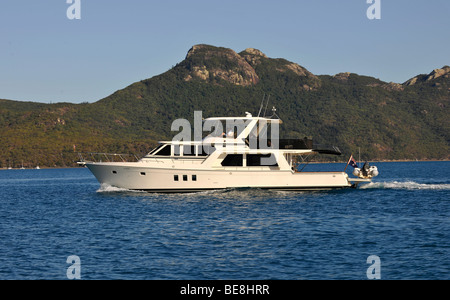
[0,45,448,168]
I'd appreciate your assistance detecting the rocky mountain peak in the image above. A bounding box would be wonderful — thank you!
[244,48,267,58]
[428,66,450,81]
[239,48,268,67]
[404,65,450,86]
[183,44,259,86]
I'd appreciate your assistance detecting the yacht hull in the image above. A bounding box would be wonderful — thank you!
[86,162,352,192]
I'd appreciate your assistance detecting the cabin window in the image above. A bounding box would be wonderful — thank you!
[174,175,179,181]
[112,170,117,174]
[154,144,171,156]
[183,175,188,181]
[221,154,243,167]
[140,172,146,176]
[247,154,278,166]
[148,144,164,155]
[192,175,197,181]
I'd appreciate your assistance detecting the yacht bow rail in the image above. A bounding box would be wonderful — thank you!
[77,152,140,165]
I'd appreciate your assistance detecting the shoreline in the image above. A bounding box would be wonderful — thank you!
[1,159,449,170]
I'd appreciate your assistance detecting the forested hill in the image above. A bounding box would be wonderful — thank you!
[1,44,449,168]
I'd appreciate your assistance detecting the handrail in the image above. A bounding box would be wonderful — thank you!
[77,152,140,164]
[158,139,247,145]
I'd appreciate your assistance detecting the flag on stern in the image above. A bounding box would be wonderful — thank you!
[347,155,358,168]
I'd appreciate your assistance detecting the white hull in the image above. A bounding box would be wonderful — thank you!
[86,162,353,192]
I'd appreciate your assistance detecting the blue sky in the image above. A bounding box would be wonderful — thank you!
[1,0,449,103]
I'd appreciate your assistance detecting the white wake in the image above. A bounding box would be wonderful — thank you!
[360,181,450,190]
[96,183,139,193]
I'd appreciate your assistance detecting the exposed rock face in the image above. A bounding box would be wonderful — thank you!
[185,44,205,59]
[182,44,321,89]
[404,77,418,86]
[333,72,352,81]
[427,66,450,81]
[382,82,404,91]
[184,44,259,86]
[244,48,267,58]
[240,48,268,67]
[404,66,450,86]
[191,65,209,81]
[277,62,315,78]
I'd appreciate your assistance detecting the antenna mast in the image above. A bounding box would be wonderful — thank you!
[257,93,266,117]
[263,94,270,117]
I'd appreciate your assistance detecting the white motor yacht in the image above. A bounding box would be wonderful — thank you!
[80,110,378,192]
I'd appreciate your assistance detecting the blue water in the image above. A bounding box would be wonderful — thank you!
[0,161,448,280]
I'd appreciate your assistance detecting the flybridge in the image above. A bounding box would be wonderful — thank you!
[164,110,285,158]
[164,109,340,157]
[170,110,282,146]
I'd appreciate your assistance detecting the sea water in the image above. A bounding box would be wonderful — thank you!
[0,161,448,279]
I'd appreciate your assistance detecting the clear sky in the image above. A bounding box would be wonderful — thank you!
[1,0,449,103]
